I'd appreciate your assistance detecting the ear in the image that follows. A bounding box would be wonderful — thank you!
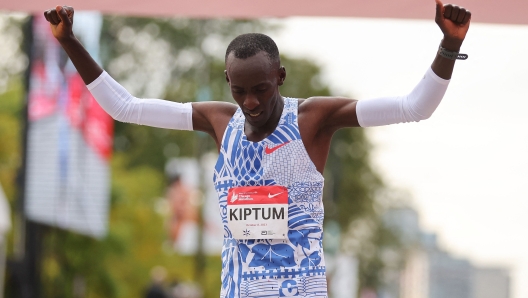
[224,70,230,84]
[278,66,286,86]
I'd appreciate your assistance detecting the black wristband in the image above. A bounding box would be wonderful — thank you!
[438,46,468,60]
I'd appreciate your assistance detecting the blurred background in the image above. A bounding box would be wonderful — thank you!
[0,1,526,297]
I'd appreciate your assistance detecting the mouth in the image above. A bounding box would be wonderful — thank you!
[247,111,262,117]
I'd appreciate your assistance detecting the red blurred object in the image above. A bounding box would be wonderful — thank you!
[67,73,113,160]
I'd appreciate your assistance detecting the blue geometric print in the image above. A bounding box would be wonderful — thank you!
[213,98,327,298]
[234,141,264,186]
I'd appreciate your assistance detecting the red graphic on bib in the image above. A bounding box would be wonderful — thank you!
[265,142,290,154]
[228,186,288,205]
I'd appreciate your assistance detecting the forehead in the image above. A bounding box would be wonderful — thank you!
[226,51,275,82]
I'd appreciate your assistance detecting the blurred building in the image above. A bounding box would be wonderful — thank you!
[383,206,511,298]
[472,267,510,298]
[383,207,421,245]
[427,247,473,298]
[398,248,428,298]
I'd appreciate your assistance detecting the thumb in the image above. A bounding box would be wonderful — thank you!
[55,5,72,27]
[435,0,444,20]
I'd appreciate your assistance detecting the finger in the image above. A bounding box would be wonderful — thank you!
[56,5,72,27]
[444,4,453,19]
[462,10,472,24]
[43,10,50,22]
[450,6,460,22]
[63,6,75,20]
[49,9,60,25]
[456,8,466,23]
[435,0,444,20]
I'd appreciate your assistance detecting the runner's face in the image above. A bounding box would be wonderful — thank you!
[225,51,285,128]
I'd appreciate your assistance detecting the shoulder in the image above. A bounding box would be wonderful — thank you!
[191,101,238,137]
[298,96,355,116]
[298,96,360,130]
[192,101,238,114]
[192,101,238,122]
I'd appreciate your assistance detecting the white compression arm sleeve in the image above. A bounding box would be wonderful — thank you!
[86,71,193,130]
[356,67,450,127]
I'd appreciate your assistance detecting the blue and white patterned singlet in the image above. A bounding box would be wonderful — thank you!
[213,97,327,298]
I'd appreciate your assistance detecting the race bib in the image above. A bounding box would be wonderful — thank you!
[227,186,288,239]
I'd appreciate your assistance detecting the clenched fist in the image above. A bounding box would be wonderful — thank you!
[43,5,75,42]
[435,0,471,51]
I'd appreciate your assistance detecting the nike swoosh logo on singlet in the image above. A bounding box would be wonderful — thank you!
[265,142,290,154]
[268,192,284,198]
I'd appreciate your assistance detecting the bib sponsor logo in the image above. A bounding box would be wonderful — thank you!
[268,192,284,199]
[228,186,287,205]
[230,193,239,203]
[280,280,298,297]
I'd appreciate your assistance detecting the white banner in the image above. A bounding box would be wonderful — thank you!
[24,12,113,238]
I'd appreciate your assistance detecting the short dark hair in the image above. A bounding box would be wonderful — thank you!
[225,33,280,64]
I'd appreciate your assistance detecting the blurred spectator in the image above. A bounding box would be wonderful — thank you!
[166,175,199,254]
[145,266,169,298]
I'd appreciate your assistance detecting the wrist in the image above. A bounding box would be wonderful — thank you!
[437,41,468,61]
[440,38,463,52]
[57,33,77,44]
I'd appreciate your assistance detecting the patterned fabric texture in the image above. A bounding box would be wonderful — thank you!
[213,97,327,298]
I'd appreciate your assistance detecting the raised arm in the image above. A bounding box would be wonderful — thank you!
[308,0,471,132]
[44,6,102,84]
[354,0,470,128]
[43,6,235,147]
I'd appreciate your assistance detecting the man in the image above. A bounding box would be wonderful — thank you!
[44,1,470,297]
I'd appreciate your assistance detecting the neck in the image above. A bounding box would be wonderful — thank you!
[244,96,284,142]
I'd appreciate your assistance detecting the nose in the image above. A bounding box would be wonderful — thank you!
[243,94,259,111]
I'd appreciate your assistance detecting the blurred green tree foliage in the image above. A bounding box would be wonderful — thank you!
[0,15,27,248]
[1,13,403,298]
